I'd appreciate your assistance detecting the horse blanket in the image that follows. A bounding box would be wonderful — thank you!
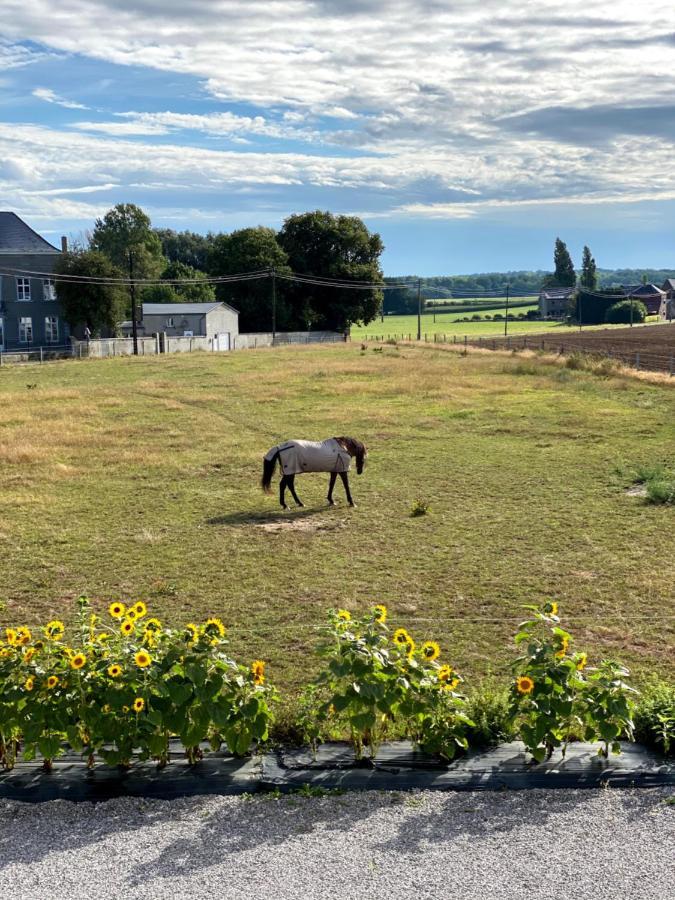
[266,439,351,475]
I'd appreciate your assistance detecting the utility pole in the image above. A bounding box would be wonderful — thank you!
[629,291,634,327]
[417,278,422,341]
[128,249,138,356]
[504,283,510,337]
[271,267,276,342]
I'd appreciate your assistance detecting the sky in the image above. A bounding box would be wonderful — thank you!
[1,1,675,275]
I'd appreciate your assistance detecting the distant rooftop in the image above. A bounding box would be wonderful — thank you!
[0,212,60,253]
[142,301,238,315]
[622,283,665,296]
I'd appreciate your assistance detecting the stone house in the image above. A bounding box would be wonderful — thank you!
[538,287,574,318]
[0,212,66,350]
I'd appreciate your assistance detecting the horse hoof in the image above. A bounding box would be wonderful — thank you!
[349,502,357,508]
[296,502,305,508]
[327,500,335,506]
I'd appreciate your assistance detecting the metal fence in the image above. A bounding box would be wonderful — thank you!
[364,330,675,375]
[0,344,76,366]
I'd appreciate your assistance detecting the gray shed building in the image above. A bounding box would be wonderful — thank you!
[0,212,66,350]
[140,302,239,349]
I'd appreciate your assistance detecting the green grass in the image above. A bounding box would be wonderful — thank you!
[0,344,673,691]
[352,311,663,340]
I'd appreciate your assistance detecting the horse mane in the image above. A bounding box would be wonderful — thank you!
[335,436,367,464]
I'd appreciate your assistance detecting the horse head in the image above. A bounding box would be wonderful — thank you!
[337,437,367,474]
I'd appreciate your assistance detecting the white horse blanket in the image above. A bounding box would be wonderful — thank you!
[266,439,351,475]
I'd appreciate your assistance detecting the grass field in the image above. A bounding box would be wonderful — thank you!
[355,313,560,340]
[1,344,674,691]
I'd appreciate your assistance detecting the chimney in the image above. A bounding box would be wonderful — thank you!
[61,236,68,252]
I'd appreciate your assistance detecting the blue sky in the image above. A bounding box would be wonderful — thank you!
[1,1,675,275]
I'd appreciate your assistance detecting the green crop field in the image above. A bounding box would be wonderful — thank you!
[1,344,673,691]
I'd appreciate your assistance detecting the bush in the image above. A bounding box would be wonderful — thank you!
[313,606,473,760]
[471,314,482,321]
[492,313,503,320]
[0,597,275,770]
[645,479,675,505]
[633,679,675,756]
[464,680,514,747]
[509,602,636,761]
[410,499,430,517]
[604,299,647,324]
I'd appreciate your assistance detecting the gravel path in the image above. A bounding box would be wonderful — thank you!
[1,788,673,900]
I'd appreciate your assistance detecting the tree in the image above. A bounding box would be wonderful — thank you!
[91,204,164,279]
[90,204,165,351]
[580,245,598,290]
[55,251,127,337]
[552,237,576,287]
[155,228,215,271]
[208,227,291,332]
[277,211,384,331]
[140,261,215,304]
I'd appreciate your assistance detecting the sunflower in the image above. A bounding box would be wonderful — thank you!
[133,697,145,713]
[516,675,535,695]
[25,676,35,691]
[204,617,226,638]
[373,604,387,624]
[133,601,147,619]
[142,630,157,648]
[438,664,454,682]
[448,677,460,690]
[336,609,351,623]
[46,675,59,689]
[555,637,570,659]
[16,626,32,646]
[109,602,126,619]
[107,664,122,678]
[5,628,17,646]
[403,637,416,658]
[392,628,411,646]
[134,651,152,668]
[184,623,199,645]
[421,641,441,662]
[546,601,558,616]
[44,620,65,640]
[576,653,588,671]
[120,619,135,636]
[70,652,87,670]
[252,659,266,685]
[22,648,36,664]
[126,608,138,621]
[96,632,110,643]
[145,617,162,632]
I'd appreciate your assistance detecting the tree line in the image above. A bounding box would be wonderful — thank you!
[56,204,384,336]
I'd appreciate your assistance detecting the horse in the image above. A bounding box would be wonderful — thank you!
[261,437,367,509]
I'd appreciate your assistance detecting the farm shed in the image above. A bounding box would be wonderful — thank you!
[139,302,239,349]
[0,212,67,350]
[623,283,666,315]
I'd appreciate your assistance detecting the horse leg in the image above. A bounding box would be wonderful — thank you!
[327,472,337,505]
[279,476,289,509]
[339,472,356,507]
[288,475,304,507]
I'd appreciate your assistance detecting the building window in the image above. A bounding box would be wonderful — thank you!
[45,316,59,343]
[166,317,175,327]
[43,279,57,301]
[19,317,33,343]
[16,277,31,301]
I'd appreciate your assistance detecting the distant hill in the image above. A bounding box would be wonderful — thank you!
[389,269,675,297]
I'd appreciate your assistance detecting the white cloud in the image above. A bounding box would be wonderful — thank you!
[3,1,675,223]
[32,87,89,109]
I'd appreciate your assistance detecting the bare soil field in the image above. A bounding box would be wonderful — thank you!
[467,323,675,373]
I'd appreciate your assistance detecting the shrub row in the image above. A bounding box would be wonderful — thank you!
[1,599,672,770]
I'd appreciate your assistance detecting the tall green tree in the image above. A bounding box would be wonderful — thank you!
[55,251,127,337]
[552,237,576,287]
[91,204,164,279]
[278,210,384,330]
[208,227,291,331]
[154,228,215,271]
[141,261,216,304]
[580,245,598,290]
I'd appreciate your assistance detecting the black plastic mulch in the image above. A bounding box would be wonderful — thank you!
[0,741,672,803]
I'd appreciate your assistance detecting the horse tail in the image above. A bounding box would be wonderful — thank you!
[261,450,279,493]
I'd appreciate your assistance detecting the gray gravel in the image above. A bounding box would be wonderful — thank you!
[0,788,673,900]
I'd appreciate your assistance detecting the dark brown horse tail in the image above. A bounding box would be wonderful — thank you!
[261,450,279,493]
